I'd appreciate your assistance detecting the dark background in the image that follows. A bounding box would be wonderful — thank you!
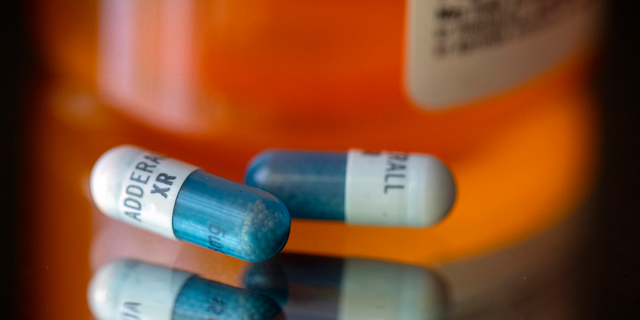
[1,0,639,318]
[0,1,32,319]
[593,0,640,316]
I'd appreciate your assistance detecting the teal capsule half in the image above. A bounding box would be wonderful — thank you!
[173,170,291,262]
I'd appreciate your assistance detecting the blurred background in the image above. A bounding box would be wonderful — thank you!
[1,0,639,318]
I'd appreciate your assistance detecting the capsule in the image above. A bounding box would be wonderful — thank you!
[244,149,456,227]
[88,259,284,320]
[90,145,291,262]
[245,254,448,320]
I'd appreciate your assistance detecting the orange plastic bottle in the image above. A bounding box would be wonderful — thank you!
[33,0,602,148]
[26,0,603,318]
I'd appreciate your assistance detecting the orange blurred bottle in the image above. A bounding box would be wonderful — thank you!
[33,0,602,153]
[26,0,603,318]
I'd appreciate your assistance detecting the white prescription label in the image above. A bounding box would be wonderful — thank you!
[113,147,198,240]
[405,0,601,108]
[345,150,410,226]
[115,261,193,320]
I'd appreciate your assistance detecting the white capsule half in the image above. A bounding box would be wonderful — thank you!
[338,258,447,320]
[90,145,198,240]
[345,150,456,227]
[87,259,194,320]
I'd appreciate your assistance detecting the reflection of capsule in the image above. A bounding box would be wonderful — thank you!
[91,145,291,262]
[245,254,448,320]
[245,149,456,227]
[88,259,284,320]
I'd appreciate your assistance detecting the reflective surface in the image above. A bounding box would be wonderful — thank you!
[86,195,598,320]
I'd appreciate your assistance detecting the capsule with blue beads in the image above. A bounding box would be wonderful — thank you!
[90,145,291,262]
[245,149,456,227]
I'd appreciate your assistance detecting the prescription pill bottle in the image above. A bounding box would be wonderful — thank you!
[25,0,603,318]
[32,0,602,252]
[32,0,603,154]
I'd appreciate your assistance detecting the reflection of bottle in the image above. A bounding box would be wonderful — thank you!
[246,254,448,320]
[88,259,284,320]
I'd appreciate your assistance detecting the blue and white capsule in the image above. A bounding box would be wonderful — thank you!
[88,259,284,320]
[245,149,456,227]
[91,145,291,262]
